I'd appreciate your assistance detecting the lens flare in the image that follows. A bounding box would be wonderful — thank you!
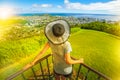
[0,6,14,20]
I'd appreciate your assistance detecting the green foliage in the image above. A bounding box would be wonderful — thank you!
[0,19,27,26]
[0,35,46,68]
[80,21,120,37]
[14,19,28,25]
[0,21,46,68]
[34,24,43,28]
[71,27,81,34]
[4,26,43,40]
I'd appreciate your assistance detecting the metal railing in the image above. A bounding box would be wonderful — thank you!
[6,54,111,80]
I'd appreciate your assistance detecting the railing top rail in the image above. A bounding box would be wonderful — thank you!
[71,57,111,80]
[6,54,111,80]
[81,63,111,80]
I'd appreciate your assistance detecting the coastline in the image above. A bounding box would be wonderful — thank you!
[15,13,120,21]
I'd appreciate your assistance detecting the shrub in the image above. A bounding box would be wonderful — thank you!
[80,21,120,37]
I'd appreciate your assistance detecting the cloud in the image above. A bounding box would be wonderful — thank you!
[41,4,52,8]
[57,5,62,8]
[32,4,52,8]
[64,0,69,4]
[13,7,43,13]
[64,0,120,15]
[32,4,38,8]
[18,0,120,14]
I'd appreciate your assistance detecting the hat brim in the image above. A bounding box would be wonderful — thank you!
[45,19,70,45]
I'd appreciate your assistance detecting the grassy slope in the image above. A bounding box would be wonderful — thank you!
[0,29,120,80]
[69,29,120,80]
[0,35,47,80]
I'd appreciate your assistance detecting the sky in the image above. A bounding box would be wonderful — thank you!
[0,0,120,15]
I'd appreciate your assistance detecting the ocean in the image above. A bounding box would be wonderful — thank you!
[17,13,120,21]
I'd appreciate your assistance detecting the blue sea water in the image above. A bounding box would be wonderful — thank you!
[17,13,120,21]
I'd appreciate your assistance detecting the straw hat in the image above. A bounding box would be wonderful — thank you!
[45,19,70,45]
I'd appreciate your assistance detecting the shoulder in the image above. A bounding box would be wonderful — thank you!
[64,41,72,49]
[65,41,71,46]
[64,41,72,53]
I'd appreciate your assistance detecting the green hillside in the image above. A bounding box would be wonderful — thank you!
[69,29,120,80]
[0,29,120,80]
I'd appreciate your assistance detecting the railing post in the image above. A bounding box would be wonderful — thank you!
[21,73,26,80]
[84,69,90,80]
[46,58,51,79]
[39,62,45,80]
[31,67,37,80]
[97,76,101,80]
[76,64,82,80]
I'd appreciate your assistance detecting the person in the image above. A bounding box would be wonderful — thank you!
[30,19,84,80]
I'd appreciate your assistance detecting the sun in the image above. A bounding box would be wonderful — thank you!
[0,6,14,20]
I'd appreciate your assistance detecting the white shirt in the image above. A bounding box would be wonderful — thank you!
[49,41,72,75]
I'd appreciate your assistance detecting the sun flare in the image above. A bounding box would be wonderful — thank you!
[0,6,14,20]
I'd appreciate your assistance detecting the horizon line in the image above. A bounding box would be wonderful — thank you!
[15,13,117,16]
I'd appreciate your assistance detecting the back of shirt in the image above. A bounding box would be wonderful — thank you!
[49,41,72,75]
